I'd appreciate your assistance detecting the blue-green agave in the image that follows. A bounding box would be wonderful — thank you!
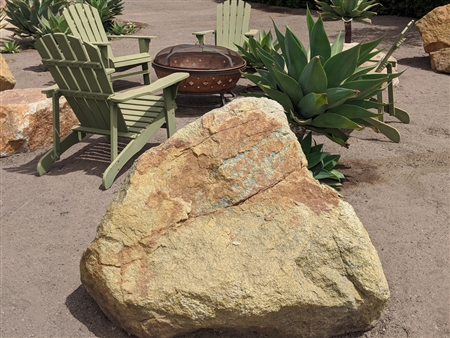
[315,0,381,43]
[243,8,402,147]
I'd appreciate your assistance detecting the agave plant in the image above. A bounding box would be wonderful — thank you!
[236,30,280,70]
[315,0,380,43]
[242,8,402,147]
[5,0,68,39]
[35,12,70,36]
[78,0,124,31]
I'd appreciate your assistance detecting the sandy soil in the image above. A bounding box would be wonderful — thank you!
[1,1,449,337]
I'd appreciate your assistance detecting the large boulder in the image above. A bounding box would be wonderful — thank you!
[415,5,450,73]
[0,88,78,157]
[0,54,16,91]
[80,97,389,338]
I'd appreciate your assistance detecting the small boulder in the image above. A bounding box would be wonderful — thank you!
[0,54,16,91]
[416,5,450,73]
[0,88,78,157]
[430,47,450,73]
[81,97,389,338]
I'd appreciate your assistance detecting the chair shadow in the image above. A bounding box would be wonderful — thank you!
[65,285,135,338]
[2,135,160,189]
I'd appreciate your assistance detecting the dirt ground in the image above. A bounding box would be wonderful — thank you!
[1,1,449,337]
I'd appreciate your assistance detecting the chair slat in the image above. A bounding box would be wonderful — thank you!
[228,0,238,48]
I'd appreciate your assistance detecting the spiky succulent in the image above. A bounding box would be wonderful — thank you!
[78,0,124,31]
[242,8,402,147]
[236,30,280,70]
[315,0,381,42]
[5,0,68,38]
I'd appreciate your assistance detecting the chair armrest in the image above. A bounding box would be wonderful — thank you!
[41,84,60,98]
[106,35,156,53]
[106,35,157,40]
[192,30,215,45]
[245,29,259,38]
[110,72,190,102]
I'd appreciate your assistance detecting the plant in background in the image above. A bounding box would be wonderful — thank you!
[0,8,7,29]
[315,0,380,43]
[78,0,124,31]
[243,7,402,148]
[35,12,70,36]
[108,21,127,35]
[126,21,136,34]
[2,41,20,53]
[5,0,68,40]
[236,30,280,70]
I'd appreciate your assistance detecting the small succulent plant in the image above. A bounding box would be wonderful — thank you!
[315,0,381,42]
[2,41,20,53]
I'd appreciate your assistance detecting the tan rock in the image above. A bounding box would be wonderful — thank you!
[0,54,16,91]
[0,88,78,157]
[415,5,450,53]
[430,47,450,73]
[80,97,389,338]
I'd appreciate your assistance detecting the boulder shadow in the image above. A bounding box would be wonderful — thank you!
[65,285,135,338]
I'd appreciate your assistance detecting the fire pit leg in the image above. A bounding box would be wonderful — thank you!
[220,91,237,106]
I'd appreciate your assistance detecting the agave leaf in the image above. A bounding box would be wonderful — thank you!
[362,117,401,142]
[354,17,373,24]
[256,69,278,88]
[330,30,344,56]
[327,104,382,119]
[307,126,349,146]
[289,110,313,126]
[316,1,334,13]
[298,92,328,118]
[356,10,379,18]
[260,85,294,113]
[325,87,359,109]
[242,72,271,86]
[311,113,362,129]
[299,131,313,155]
[324,43,360,86]
[311,143,324,153]
[351,99,388,109]
[341,77,389,99]
[307,151,329,168]
[272,20,286,59]
[272,67,304,107]
[306,6,315,41]
[342,0,358,13]
[331,5,346,17]
[284,26,308,79]
[358,0,378,10]
[310,15,331,61]
[345,64,377,82]
[358,36,384,64]
[320,13,341,21]
[299,56,328,95]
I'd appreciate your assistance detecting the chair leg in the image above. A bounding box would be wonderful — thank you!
[37,131,83,176]
[143,63,150,85]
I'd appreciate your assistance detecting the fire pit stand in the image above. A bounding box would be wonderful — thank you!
[152,44,246,106]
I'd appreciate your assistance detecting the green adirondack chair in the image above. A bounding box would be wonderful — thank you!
[63,3,155,85]
[375,20,415,124]
[35,33,189,189]
[193,0,258,51]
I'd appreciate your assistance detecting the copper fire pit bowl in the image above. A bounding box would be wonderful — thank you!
[152,44,246,94]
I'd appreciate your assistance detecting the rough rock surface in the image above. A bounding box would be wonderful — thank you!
[0,54,16,91]
[430,47,450,73]
[415,5,450,73]
[80,97,390,338]
[415,5,450,53]
[0,88,77,157]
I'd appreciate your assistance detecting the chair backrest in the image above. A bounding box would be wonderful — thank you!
[215,0,252,50]
[35,33,128,132]
[63,3,113,56]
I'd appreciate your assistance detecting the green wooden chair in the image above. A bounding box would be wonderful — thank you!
[192,0,258,51]
[375,20,415,125]
[35,33,189,189]
[63,3,155,85]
